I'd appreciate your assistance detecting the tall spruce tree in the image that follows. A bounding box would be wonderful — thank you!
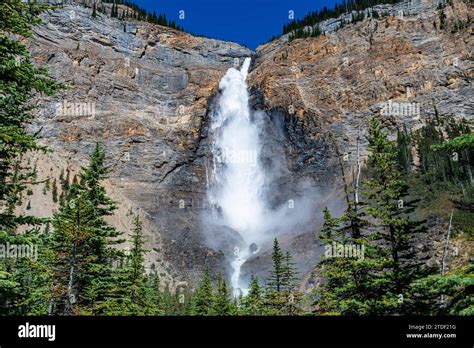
[267,238,284,293]
[49,195,96,315]
[101,214,154,315]
[0,0,62,315]
[314,206,384,315]
[240,275,265,315]
[266,239,300,314]
[396,126,412,174]
[364,118,431,314]
[282,251,301,314]
[143,264,165,315]
[212,274,233,315]
[320,207,339,240]
[49,144,125,315]
[190,267,214,315]
[315,119,432,315]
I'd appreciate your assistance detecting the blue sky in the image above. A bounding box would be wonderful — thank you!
[133,0,339,49]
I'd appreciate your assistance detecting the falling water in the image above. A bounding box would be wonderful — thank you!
[208,58,265,295]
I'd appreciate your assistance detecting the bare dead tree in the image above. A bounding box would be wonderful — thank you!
[440,209,454,307]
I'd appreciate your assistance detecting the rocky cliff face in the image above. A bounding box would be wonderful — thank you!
[26,0,472,289]
[242,0,472,287]
[248,0,472,167]
[27,1,252,286]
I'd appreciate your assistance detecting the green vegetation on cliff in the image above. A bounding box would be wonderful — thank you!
[284,0,404,41]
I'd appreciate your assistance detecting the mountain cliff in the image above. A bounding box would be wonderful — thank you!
[24,0,472,289]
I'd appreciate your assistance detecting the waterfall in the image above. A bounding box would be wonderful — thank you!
[208,57,265,295]
[206,57,319,296]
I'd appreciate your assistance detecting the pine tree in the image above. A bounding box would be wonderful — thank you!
[282,251,302,314]
[314,206,382,315]
[396,126,412,174]
[212,274,233,315]
[43,178,50,195]
[314,119,432,315]
[0,0,62,315]
[266,239,286,313]
[0,0,61,226]
[190,268,214,315]
[61,168,70,197]
[48,195,96,315]
[240,275,265,315]
[52,178,58,203]
[49,144,125,315]
[320,207,339,240]
[129,215,145,282]
[161,282,173,314]
[267,239,284,292]
[364,118,431,314]
[265,240,301,314]
[92,3,97,18]
[143,264,164,315]
[101,214,151,315]
[411,264,473,315]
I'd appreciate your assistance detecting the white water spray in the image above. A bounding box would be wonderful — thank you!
[208,58,266,295]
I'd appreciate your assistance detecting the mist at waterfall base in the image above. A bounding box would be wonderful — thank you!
[203,58,321,296]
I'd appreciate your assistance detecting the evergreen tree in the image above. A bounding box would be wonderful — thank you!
[264,239,302,314]
[212,274,233,315]
[411,264,473,315]
[161,282,174,315]
[92,3,97,18]
[282,251,302,314]
[240,275,265,315]
[320,206,339,239]
[282,0,403,39]
[396,126,412,174]
[267,238,284,292]
[314,206,382,315]
[48,195,96,315]
[0,0,62,315]
[266,239,287,313]
[363,118,431,314]
[143,264,165,315]
[62,168,70,196]
[101,214,152,315]
[52,178,58,203]
[49,144,125,315]
[0,0,61,225]
[190,268,214,315]
[315,119,433,315]
[129,215,146,283]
